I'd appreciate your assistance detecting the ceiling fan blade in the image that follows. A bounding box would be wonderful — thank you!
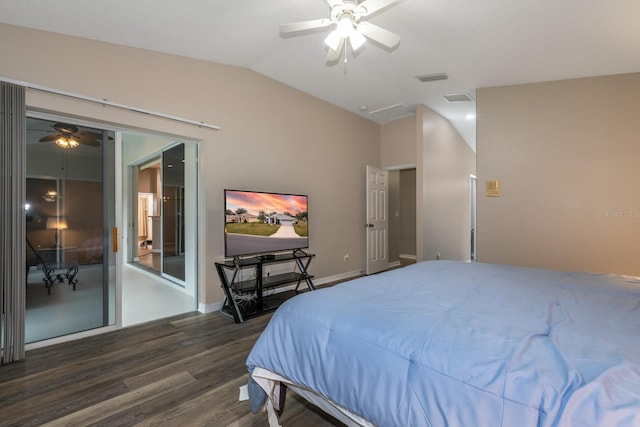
[358,0,398,16]
[79,140,101,147]
[75,132,102,147]
[280,19,332,34]
[53,122,79,135]
[39,134,60,143]
[326,0,344,6]
[358,22,400,48]
[326,39,345,62]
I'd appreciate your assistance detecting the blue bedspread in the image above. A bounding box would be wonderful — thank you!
[246,261,640,426]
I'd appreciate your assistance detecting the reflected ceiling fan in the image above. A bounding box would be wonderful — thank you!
[38,122,106,148]
[280,0,401,62]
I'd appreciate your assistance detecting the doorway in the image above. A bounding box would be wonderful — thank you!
[134,158,161,272]
[396,168,417,265]
[123,133,197,326]
[136,192,155,259]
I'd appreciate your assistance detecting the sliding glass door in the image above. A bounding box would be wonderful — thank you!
[25,115,115,343]
[162,143,186,283]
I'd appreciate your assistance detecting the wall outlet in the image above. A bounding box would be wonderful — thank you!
[344,253,350,262]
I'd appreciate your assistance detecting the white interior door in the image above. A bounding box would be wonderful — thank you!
[366,165,389,275]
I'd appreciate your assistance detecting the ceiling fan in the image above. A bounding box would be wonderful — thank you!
[280,0,401,62]
[38,122,105,148]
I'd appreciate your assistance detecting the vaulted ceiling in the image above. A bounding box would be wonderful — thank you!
[2,0,639,151]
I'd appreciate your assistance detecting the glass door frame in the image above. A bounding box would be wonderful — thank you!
[124,133,199,301]
[25,115,201,349]
[25,111,123,349]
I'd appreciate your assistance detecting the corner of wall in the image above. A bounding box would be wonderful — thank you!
[415,104,476,262]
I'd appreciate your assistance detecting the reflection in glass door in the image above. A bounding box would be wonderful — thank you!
[162,143,186,283]
[25,116,115,343]
[133,159,161,272]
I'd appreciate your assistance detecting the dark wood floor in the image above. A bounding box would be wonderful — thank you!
[0,311,345,426]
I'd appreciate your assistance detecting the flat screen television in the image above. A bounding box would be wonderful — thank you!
[224,189,309,258]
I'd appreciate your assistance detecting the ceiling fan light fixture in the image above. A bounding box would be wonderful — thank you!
[42,189,58,202]
[55,136,79,149]
[324,30,343,51]
[350,31,367,51]
[337,16,355,37]
[282,0,400,60]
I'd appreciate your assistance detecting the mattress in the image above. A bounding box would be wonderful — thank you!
[246,261,640,426]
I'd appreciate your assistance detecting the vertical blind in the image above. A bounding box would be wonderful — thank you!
[0,82,26,365]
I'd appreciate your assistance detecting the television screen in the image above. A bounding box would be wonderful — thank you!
[224,189,309,258]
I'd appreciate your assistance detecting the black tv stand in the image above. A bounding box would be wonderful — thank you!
[215,252,315,323]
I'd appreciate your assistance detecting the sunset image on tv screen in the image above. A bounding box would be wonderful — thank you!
[224,190,308,257]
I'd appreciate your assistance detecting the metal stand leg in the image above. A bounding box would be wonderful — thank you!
[216,263,245,323]
[294,256,315,292]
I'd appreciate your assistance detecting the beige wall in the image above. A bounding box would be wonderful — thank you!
[380,115,416,168]
[138,169,158,195]
[417,104,476,262]
[476,72,640,276]
[0,23,380,305]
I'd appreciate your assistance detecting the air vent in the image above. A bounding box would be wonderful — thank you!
[368,104,415,122]
[415,73,448,83]
[442,93,473,103]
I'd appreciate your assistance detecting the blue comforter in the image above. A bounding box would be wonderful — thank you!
[246,261,640,426]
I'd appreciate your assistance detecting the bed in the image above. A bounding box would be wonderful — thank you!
[246,261,640,426]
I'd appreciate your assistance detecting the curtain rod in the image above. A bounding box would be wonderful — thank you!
[0,76,221,131]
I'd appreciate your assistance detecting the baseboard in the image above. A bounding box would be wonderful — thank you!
[314,269,363,286]
[199,301,223,314]
[26,324,121,350]
[399,254,417,260]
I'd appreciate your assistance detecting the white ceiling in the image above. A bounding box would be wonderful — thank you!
[2,0,640,151]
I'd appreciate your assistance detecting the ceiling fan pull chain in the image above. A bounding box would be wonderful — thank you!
[343,44,349,74]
